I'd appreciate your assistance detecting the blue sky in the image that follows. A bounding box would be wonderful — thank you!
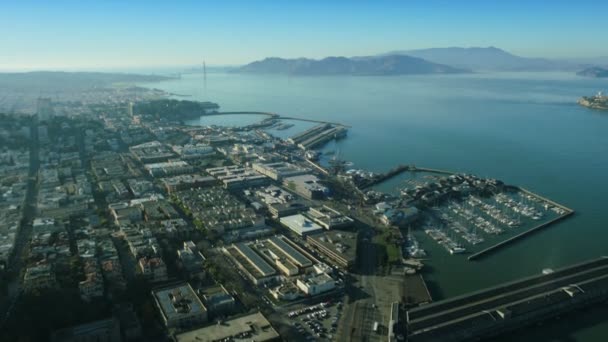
[1,0,607,70]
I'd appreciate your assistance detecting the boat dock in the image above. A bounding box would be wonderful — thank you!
[288,123,348,150]
[358,164,412,189]
[468,187,574,261]
[406,256,608,342]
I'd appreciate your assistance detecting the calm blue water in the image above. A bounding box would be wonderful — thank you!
[142,71,608,340]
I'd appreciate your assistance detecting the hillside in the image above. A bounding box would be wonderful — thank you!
[383,47,572,71]
[236,55,468,75]
[577,67,608,78]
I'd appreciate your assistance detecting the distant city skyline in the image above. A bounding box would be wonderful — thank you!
[2,0,608,71]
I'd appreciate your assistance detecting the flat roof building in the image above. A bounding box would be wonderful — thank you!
[280,214,323,237]
[152,283,208,330]
[252,162,309,181]
[283,174,329,200]
[296,273,336,296]
[175,312,279,342]
[223,243,278,285]
[307,230,358,270]
[144,161,195,178]
[206,165,269,189]
[307,206,353,229]
[268,236,313,268]
[197,284,236,317]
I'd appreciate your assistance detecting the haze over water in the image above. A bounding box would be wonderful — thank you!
[143,71,608,340]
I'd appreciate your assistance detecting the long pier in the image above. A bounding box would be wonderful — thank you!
[468,187,574,261]
[407,256,608,342]
[358,164,413,189]
[211,111,350,127]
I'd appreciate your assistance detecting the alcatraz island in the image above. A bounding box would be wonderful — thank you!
[578,91,608,110]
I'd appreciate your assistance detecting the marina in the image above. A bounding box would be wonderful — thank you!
[363,167,575,260]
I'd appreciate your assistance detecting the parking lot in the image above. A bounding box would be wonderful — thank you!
[288,300,344,341]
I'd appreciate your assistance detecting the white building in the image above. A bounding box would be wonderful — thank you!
[296,273,336,296]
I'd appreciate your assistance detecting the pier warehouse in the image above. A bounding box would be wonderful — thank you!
[406,256,608,342]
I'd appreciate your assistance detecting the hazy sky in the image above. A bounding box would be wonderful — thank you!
[2,0,608,71]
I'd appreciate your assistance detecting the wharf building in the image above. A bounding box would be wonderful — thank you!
[288,123,348,150]
[153,283,208,331]
[406,256,608,342]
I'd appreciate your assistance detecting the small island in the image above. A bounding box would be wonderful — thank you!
[577,66,608,78]
[578,91,608,110]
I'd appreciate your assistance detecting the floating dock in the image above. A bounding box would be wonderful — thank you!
[468,186,574,261]
[406,256,608,342]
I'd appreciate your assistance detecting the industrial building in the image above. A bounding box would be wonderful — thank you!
[253,235,315,276]
[162,174,217,193]
[206,165,269,189]
[172,143,215,160]
[223,242,278,285]
[307,206,353,229]
[283,174,329,199]
[307,230,358,270]
[144,161,195,178]
[252,161,309,181]
[406,256,608,342]
[174,312,280,342]
[129,141,175,163]
[152,283,208,330]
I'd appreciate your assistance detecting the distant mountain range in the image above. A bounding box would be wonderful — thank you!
[381,47,575,71]
[236,55,468,75]
[577,66,608,78]
[237,47,608,75]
